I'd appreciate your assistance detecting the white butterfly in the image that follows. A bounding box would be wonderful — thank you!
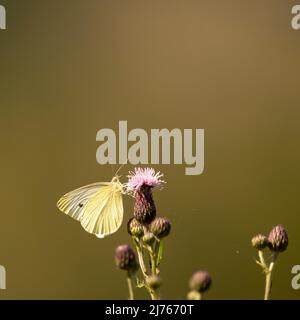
[57,176,125,238]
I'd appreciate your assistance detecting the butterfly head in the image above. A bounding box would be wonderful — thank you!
[111,175,126,193]
[111,175,121,183]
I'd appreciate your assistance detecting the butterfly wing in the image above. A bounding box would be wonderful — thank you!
[80,181,124,238]
[57,182,108,221]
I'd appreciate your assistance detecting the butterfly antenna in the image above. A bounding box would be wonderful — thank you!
[114,161,128,177]
[110,164,115,175]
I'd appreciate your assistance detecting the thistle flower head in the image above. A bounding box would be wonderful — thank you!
[150,217,171,239]
[251,234,269,250]
[126,168,165,225]
[268,225,288,252]
[127,218,144,238]
[115,244,138,274]
[126,167,165,193]
[146,275,162,290]
[189,271,212,293]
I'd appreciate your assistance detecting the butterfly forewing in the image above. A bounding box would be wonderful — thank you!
[57,182,107,221]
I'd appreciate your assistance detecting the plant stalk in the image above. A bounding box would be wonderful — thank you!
[150,250,157,276]
[127,273,134,300]
[149,290,160,300]
[133,239,148,277]
[148,245,160,300]
[263,252,278,300]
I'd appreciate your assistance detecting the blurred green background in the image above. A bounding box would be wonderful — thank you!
[0,0,299,299]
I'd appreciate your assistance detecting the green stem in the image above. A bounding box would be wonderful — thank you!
[148,245,160,300]
[132,238,161,300]
[127,273,134,300]
[264,252,278,300]
[149,290,160,300]
[150,252,157,276]
[133,239,148,277]
[147,245,157,276]
[258,250,267,270]
[264,271,272,301]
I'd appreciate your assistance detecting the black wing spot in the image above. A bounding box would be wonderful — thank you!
[78,203,84,208]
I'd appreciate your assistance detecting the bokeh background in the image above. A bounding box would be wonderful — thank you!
[0,0,300,299]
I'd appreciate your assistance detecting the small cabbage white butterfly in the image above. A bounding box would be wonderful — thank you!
[57,174,125,238]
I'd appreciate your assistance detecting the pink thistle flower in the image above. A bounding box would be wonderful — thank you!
[126,168,165,193]
[126,168,165,225]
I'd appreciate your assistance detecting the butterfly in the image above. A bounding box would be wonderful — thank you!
[57,175,125,238]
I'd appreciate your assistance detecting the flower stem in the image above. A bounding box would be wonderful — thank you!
[264,271,272,301]
[132,239,161,300]
[127,273,134,300]
[133,238,148,277]
[258,250,267,269]
[147,245,160,300]
[150,251,157,276]
[149,290,160,300]
[264,252,278,300]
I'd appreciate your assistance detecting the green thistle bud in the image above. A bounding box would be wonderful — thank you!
[268,225,288,252]
[149,217,171,239]
[127,218,144,238]
[146,275,162,290]
[189,271,212,293]
[115,244,138,274]
[142,232,155,245]
[251,234,269,250]
[187,290,201,300]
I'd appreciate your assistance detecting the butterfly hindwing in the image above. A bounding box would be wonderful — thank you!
[80,180,124,238]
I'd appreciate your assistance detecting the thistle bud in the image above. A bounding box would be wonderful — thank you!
[187,290,201,300]
[189,271,212,293]
[150,217,171,239]
[127,218,144,238]
[133,186,156,224]
[146,275,162,290]
[142,232,155,245]
[268,225,288,252]
[251,234,269,250]
[115,244,138,274]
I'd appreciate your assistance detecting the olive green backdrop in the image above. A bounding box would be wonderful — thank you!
[0,0,299,299]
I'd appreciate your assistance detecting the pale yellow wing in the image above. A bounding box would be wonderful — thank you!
[57,182,108,221]
[80,181,124,238]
